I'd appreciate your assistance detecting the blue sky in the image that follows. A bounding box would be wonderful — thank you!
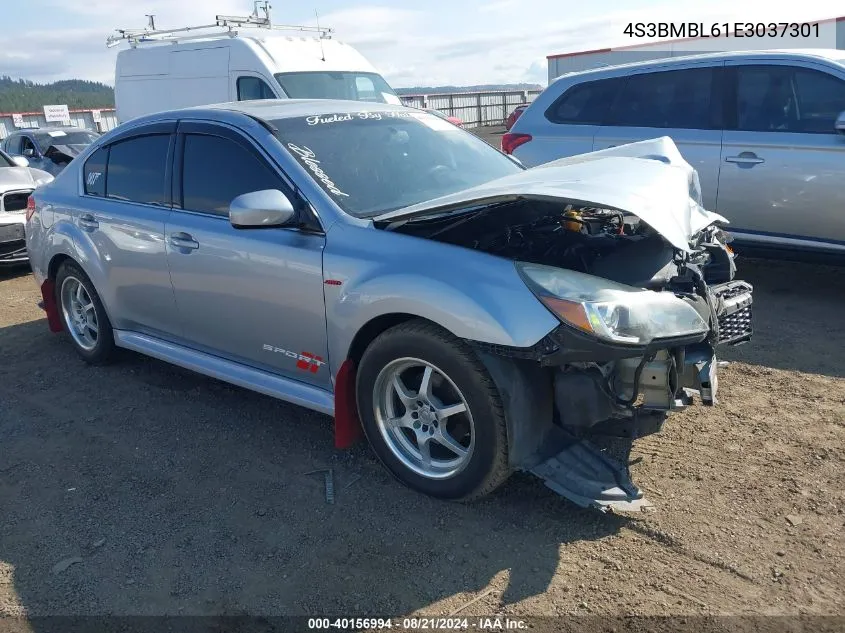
[2,0,842,87]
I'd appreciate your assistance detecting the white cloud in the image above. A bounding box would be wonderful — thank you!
[7,0,845,88]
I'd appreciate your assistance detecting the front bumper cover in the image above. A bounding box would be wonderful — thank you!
[476,279,753,513]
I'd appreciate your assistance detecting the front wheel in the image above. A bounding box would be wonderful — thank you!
[356,320,510,500]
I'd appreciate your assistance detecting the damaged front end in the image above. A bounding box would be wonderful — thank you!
[378,137,754,512]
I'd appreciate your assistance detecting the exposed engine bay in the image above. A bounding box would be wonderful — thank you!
[383,197,754,512]
[389,198,735,287]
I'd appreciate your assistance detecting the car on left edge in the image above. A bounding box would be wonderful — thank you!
[2,126,101,176]
[0,149,53,265]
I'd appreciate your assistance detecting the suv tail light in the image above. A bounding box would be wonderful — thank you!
[501,132,532,155]
[25,195,36,222]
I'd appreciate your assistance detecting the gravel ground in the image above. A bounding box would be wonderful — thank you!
[1,132,843,620]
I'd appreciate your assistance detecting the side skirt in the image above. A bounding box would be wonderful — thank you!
[113,330,335,416]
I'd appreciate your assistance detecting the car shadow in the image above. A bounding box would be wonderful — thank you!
[0,317,624,618]
[720,256,845,378]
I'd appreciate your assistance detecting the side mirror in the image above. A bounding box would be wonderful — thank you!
[11,155,29,168]
[229,189,296,228]
[22,148,36,158]
[836,111,845,135]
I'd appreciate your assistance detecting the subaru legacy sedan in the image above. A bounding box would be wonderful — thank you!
[26,100,752,511]
[506,49,845,256]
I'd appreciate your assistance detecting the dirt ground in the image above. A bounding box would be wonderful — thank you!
[1,251,843,621]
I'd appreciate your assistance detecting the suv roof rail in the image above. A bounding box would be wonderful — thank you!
[106,1,333,48]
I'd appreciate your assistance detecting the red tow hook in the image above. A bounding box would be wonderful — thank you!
[39,279,63,332]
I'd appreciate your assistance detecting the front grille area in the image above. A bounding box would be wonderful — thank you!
[712,281,754,346]
[1,190,32,213]
[718,305,753,345]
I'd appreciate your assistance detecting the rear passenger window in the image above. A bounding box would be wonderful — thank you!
[181,134,282,216]
[237,77,277,101]
[545,78,621,124]
[84,147,108,197]
[106,134,170,205]
[608,68,715,129]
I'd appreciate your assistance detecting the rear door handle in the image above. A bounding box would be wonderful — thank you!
[169,232,199,250]
[78,213,98,231]
[725,152,765,165]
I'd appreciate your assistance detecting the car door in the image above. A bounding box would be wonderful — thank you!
[592,64,725,212]
[717,61,845,248]
[164,121,330,388]
[77,124,182,337]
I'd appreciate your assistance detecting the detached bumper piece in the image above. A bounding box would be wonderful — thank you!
[530,431,653,513]
[712,280,753,346]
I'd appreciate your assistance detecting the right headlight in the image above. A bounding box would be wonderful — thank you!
[516,262,708,345]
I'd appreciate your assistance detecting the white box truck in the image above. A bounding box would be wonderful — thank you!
[110,2,401,122]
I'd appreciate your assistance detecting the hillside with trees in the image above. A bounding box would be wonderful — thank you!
[0,77,114,113]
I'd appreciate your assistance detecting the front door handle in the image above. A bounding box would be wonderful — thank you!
[725,152,765,165]
[78,213,98,232]
[169,232,199,250]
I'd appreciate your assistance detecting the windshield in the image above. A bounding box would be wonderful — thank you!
[274,71,401,104]
[0,149,14,167]
[34,130,99,149]
[272,110,522,217]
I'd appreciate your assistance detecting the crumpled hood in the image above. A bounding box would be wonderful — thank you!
[375,137,728,252]
[0,166,53,191]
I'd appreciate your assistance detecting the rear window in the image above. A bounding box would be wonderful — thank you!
[274,71,400,104]
[545,78,621,125]
[106,134,170,205]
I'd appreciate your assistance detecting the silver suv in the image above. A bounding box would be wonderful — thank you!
[505,49,845,255]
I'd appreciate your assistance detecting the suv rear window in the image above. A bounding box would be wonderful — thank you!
[545,78,621,125]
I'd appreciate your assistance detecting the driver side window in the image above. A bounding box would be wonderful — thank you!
[20,137,38,157]
[237,76,277,101]
[180,133,286,216]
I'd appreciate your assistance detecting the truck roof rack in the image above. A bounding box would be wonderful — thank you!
[106,1,333,48]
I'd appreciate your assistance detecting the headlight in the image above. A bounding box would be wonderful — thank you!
[516,262,708,345]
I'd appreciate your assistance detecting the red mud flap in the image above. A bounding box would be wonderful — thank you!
[39,280,64,333]
[333,360,363,449]
[529,434,654,513]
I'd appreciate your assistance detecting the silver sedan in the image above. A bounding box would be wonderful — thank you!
[25,100,753,511]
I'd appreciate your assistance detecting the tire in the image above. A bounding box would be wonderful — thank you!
[356,319,511,500]
[55,260,116,365]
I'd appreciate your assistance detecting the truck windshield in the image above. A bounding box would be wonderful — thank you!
[274,71,401,104]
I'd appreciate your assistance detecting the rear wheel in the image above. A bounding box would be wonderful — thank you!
[356,320,510,500]
[56,261,116,364]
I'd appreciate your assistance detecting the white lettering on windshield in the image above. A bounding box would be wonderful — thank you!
[305,111,413,126]
[287,143,350,198]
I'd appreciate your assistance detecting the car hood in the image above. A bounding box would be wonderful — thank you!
[0,166,53,191]
[375,137,727,252]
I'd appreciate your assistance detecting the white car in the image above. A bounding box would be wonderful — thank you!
[0,150,52,265]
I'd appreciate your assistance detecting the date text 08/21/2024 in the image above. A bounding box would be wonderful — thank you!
[622,22,821,39]
[307,617,528,630]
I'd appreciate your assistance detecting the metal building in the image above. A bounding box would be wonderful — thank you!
[548,16,845,82]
